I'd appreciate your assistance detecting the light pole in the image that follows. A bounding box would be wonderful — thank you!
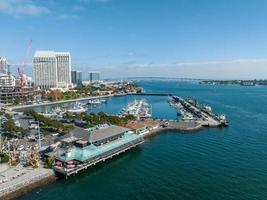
[37,121,41,151]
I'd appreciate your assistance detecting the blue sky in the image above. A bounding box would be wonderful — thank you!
[1,0,267,79]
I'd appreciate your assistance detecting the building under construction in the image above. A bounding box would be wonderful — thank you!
[0,86,34,104]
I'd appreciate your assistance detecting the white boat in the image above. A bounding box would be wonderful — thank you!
[121,99,152,119]
[68,102,87,113]
[87,99,102,104]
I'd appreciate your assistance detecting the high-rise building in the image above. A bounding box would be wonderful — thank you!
[0,57,8,74]
[77,71,82,84]
[33,51,57,89]
[71,70,77,84]
[33,51,72,89]
[71,70,82,85]
[56,52,71,88]
[88,71,100,83]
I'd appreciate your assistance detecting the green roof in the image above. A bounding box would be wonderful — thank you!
[55,132,142,162]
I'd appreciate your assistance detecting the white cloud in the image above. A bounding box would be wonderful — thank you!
[0,0,50,16]
[89,59,267,79]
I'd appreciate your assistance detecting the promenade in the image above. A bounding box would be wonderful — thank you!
[7,93,126,111]
[0,164,55,200]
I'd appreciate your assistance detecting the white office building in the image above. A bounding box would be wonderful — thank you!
[0,57,8,74]
[89,71,100,83]
[33,51,72,89]
[56,52,71,88]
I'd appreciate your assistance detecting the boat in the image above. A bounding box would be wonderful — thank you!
[68,102,87,113]
[87,99,102,105]
[100,98,107,103]
[120,99,152,119]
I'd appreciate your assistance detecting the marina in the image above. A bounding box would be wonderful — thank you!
[120,99,152,119]
[0,87,231,199]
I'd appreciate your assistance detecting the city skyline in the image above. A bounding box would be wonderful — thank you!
[1,0,267,79]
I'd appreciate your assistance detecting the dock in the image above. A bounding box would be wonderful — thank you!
[171,96,228,127]
[128,92,172,96]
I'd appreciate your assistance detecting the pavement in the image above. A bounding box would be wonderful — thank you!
[0,163,54,198]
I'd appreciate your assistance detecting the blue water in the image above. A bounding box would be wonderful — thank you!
[18,80,267,200]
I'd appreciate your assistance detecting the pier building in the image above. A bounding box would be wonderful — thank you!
[54,125,144,177]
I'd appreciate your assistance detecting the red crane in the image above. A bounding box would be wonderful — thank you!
[17,40,32,97]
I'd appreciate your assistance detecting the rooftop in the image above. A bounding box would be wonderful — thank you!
[126,121,147,130]
[90,125,130,143]
[61,136,80,144]
[34,51,56,57]
[34,51,70,57]
[56,132,142,163]
[62,125,131,143]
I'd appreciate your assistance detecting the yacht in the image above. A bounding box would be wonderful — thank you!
[87,99,102,105]
[121,99,152,119]
[68,102,87,113]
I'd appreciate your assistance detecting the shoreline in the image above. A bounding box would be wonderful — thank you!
[8,93,127,111]
[142,121,204,139]
[1,174,57,200]
[3,123,204,200]
[0,167,56,200]
[2,94,218,199]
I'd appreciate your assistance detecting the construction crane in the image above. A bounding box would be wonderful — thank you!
[18,40,32,97]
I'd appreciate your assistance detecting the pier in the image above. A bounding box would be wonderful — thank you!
[54,138,144,177]
[171,96,228,127]
[53,127,144,178]
[128,92,172,96]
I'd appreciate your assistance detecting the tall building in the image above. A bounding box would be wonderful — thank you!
[71,70,77,84]
[77,71,82,84]
[71,70,82,85]
[0,57,8,74]
[33,51,58,89]
[89,71,100,83]
[56,52,71,88]
[33,51,72,89]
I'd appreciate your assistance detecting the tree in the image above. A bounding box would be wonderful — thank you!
[0,153,9,163]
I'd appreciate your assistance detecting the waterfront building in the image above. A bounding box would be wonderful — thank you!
[71,70,82,85]
[54,125,144,176]
[33,51,72,89]
[88,71,100,83]
[0,57,8,74]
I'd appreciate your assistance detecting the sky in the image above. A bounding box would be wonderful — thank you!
[1,0,267,79]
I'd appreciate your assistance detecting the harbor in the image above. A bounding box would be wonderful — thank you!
[0,91,230,198]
